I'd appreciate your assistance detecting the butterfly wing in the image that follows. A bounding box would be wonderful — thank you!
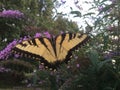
[55,33,89,63]
[12,33,89,70]
[12,37,59,69]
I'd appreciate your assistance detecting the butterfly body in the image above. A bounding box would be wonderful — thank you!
[12,33,89,70]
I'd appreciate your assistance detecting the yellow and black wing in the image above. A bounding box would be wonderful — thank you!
[12,33,89,70]
[55,33,89,63]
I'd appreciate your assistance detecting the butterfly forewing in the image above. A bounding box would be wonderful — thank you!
[55,33,89,62]
[55,34,67,61]
[14,38,57,63]
[41,38,57,63]
[34,38,47,55]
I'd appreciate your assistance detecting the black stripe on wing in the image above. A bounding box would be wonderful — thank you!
[12,38,60,70]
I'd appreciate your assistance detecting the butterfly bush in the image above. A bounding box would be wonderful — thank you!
[110,0,116,3]
[34,33,42,38]
[61,0,66,4]
[0,40,17,60]
[0,66,11,73]
[0,10,24,19]
[76,64,80,68]
[43,32,51,38]
[98,6,104,12]
[34,32,51,38]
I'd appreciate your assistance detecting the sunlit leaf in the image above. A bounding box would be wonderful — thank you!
[83,12,95,17]
[70,11,81,17]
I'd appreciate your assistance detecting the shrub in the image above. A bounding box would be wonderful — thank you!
[0,59,35,73]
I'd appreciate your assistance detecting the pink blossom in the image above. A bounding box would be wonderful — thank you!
[34,33,42,38]
[0,10,24,19]
[76,64,80,68]
[43,32,51,38]
[98,6,104,11]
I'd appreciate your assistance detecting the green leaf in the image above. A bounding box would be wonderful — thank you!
[83,12,95,17]
[70,11,81,17]
[103,35,109,49]
[98,4,114,15]
[88,49,99,66]
[97,59,111,71]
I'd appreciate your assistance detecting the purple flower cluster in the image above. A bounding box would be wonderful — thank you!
[34,33,42,38]
[0,40,17,60]
[98,6,104,12]
[0,66,11,73]
[39,64,44,70]
[34,32,51,38]
[61,0,66,4]
[106,26,114,31]
[0,10,24,19]
[110,0,116,3]
[43,32,51,38]
[76,64,80,68]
